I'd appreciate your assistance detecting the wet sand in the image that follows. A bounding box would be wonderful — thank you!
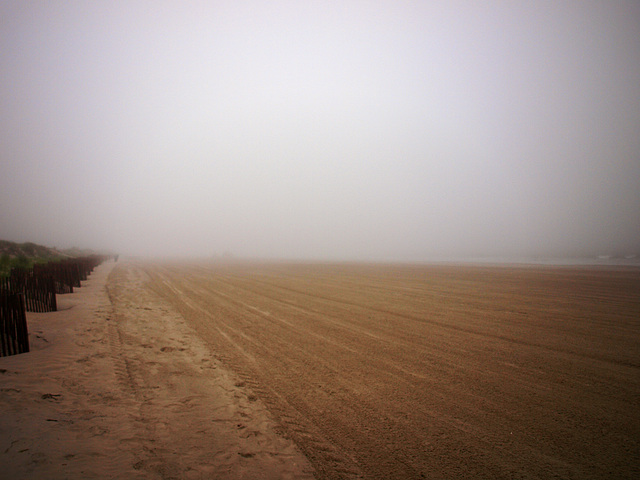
[140,260,640,479]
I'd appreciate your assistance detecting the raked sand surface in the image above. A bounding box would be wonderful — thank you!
[3,259,640,479]
[0,260,315,480]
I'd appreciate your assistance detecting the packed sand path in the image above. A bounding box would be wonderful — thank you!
[0,260,314,479]
[2,259,640,479]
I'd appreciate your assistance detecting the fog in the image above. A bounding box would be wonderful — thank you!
[1,1,639,261]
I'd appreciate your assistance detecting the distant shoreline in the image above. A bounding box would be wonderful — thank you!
[122,255,640,269]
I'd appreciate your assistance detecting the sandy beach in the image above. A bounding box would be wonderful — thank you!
[2,259,639,479]
[0,260,314,480]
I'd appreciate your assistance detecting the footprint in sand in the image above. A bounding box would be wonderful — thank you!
[236,424,261,438]
[34,332,48,343]
[1,388,21,396]
[90,425,109,436]
[30,452,47,465]
[41,393,62,401]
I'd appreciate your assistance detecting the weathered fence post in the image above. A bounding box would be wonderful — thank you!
[0,291,29,357]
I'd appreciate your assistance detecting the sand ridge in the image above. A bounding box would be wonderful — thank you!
[0,260,315,479]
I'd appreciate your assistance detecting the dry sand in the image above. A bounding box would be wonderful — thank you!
[0,260,315,480]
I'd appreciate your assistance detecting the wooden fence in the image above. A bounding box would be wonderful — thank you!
[4,269,57,312]
[0,255,110,357]
[0,292,29,357]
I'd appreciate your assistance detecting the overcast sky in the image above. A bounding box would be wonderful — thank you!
[1,1,639,260]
